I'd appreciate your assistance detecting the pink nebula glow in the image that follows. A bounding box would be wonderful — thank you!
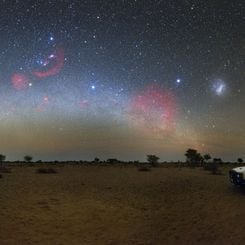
[129,84,177,132]
[36,96,50,112]
[32,47,65,78]
[11,73,29,90]
[79,100,89,109]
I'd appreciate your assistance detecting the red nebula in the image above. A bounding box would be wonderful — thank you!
[79,100,89,109]
[32,47,65,78]
[129,84,177,132]
[36,96,50,112]
[11,73,29,90]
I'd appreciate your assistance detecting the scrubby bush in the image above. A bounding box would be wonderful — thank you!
[107,158,120,164]
[138,166,151,172]
[36,168,57,174]
[204,162,221,175]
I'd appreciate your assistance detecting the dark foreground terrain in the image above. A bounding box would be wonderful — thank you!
[0,165,245,244]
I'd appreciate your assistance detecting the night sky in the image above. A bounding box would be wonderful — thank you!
[0,0,244,162]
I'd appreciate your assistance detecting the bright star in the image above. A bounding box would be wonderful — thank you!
[91,85,96,90]
[44,96,49,102]
[176,79,181,83]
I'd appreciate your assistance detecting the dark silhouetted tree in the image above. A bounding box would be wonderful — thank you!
[24,155,33,162]
[0,154,6,167]
[213,158,222,164]
[147,155,159,167]
[204,154,211,162]
[185,149,203,167]
[237,158,243,164]
[94,157,100,163]
[107,158,119,164]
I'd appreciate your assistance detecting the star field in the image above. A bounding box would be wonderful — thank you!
[0,0,244,161]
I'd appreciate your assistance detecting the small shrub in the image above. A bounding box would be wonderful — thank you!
[47,168,57,174]
[138,166,151,172]
[211,166,219,175]
[36,168,57,174]
[37,168,46,174]
[107,158,120,164]
[204,162,221,175]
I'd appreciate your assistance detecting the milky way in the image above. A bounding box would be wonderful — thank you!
[0,1,244,161]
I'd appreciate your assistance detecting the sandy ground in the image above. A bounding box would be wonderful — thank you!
[0,165,245,245]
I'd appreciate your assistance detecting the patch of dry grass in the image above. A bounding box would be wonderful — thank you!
[0,165,244,244]
[138,166,151,171]
[36,168,58,174]
[0,167,12,173]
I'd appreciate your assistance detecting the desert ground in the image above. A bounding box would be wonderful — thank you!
[1,164,245,245]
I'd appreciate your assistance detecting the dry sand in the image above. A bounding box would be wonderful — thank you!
[0,165,245,245]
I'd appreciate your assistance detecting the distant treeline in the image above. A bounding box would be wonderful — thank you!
[1,160,243,165]
[0,149,243,166]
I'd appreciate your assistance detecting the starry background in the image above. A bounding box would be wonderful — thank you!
[0,0,244,162]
